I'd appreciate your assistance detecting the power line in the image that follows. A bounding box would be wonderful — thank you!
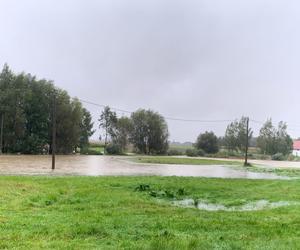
[79,98,235,123]
[79,99,132,114]
[249,119,264,125]
[79,98,300,130]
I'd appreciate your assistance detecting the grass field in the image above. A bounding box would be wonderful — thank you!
[1,176,300,249]
[133,156,241,165]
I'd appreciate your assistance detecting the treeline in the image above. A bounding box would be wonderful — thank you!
[188,117,293,158]
[0,65,94,154]
[0,65,294,157]
[99,107,169,155]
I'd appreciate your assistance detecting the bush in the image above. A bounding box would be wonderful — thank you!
[195,131,219,154]
[89,142,105,148]
[196,149,205,156]
[167,149,183,156]
[186,148,198,157]
[185,148,205,157]
[253,154,270,160]
[80,147,103,155]
[106,144,122,155]
[271,153,285,161]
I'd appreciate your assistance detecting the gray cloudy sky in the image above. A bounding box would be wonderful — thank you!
[0,0,299,142]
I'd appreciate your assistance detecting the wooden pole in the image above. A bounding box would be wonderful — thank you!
[244,117,249,166]
[52,95,56,170]
[0,113,3,154]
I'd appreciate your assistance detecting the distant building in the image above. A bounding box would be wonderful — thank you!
[292,140,300,156]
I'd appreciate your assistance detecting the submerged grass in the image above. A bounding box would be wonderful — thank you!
[133,156,241,165]
[0,176,300,249]
[132,156,300,178]
[231,164,300,178]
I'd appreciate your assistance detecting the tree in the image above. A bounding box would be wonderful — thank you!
[112,117,132,152]
[98,106,117,153]
[224,117,252,152]
[275,122,293,155]
[80,108,95,150]
[195,131,219,154]
[0,64,94,154]
[130,109,169,154]
[224,120,239,151]
[257,119,275,154]
[257,119,292,155]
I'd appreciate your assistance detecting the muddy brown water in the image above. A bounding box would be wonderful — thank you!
[0,155,290,179]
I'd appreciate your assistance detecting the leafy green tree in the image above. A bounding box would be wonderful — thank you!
[22,78,53,153]
[257,119,292,155]
[224,117,252,152]
[113,117,132,152]
[224,121,239,151]
[275,122,293,155]
[195,131,219,154]
[0,64,94,154]
[98,106,117,153]
[80,108,95,150]
[257,119,275,154]
[130,109,169,154]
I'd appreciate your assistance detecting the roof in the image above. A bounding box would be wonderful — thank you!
[293,140,300,150]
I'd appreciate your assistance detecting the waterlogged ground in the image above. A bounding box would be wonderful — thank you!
[0,155,290,179]
[1,176,300,249]
[173,199,298,211]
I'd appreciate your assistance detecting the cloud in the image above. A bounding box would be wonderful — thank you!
[0,0,299,141]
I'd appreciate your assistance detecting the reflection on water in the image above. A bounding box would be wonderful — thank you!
[0,155,290,179]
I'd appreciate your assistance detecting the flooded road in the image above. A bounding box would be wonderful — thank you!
[0,155,289,179]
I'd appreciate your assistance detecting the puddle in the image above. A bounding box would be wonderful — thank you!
[173,199,298,211]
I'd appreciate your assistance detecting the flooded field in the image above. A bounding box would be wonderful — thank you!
[0,155,289,179]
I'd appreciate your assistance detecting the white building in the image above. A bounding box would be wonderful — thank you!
[292,140,300,156]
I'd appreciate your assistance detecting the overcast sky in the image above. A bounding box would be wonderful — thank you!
[0,0,300,142]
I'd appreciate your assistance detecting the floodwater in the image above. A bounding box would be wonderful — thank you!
[173,199,297,211]
[0,155,290,179]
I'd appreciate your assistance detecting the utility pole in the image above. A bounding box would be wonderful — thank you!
[0,113,3,155]
[244,117,249,166]
[52,95,56,170]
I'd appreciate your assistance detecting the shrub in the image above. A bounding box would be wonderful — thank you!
[106,144,122,155]
[185,148,199,157]
[80,147,103,155]
[252,154,270,160]
[271,153,285,161]
[196,149,205,156]
[89,142,105,148]
[167,149,183,156]
[185,148,205,157]
[287,154,295,161]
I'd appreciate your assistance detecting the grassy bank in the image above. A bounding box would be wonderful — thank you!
[133,156,241,165]
[1,176,300,249]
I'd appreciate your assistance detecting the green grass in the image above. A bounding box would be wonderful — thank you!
[1,176,300,249]
[242,165,300,178]
[133,156,241,165]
